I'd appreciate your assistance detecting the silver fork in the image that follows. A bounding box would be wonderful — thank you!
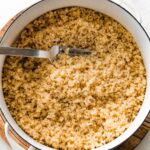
[0,46,91,62]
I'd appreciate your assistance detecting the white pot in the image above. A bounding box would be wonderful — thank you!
[0,0,150,150]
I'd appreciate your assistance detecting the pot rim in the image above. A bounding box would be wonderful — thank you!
[0,0,150,150]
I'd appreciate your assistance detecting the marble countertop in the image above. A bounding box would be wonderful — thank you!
[0,0,150,150]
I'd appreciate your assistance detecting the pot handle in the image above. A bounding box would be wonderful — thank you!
[5,123,36,150]
[111,0,142,23]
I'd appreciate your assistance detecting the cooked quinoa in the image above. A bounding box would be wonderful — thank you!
[2,7,146,150]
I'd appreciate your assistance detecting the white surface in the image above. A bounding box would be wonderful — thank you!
[0,0,150,150]
[0,0,38,30]
[0,137,12,150]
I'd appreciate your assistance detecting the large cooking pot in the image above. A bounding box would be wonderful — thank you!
[0,0,150,150]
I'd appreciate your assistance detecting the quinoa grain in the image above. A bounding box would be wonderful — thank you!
[2,7,146,150]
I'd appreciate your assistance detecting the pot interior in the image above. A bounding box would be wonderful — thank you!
[0,0,150,150]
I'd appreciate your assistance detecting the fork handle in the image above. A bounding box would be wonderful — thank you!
[0,47,49,58]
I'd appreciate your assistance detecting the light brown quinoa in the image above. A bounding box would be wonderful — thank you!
[2,7,146,150]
